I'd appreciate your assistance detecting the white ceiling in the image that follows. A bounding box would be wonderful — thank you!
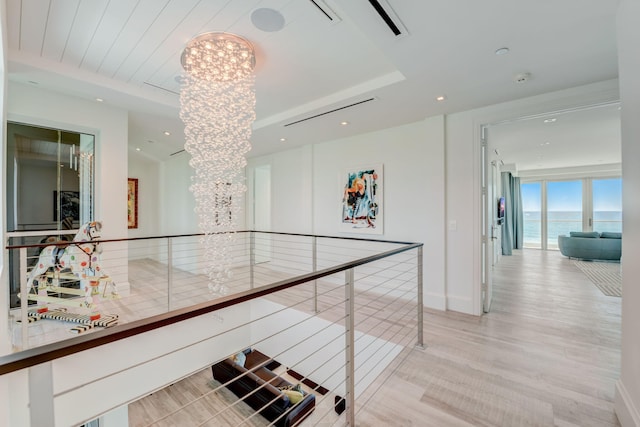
[5,0,621,166]
[489,103,621,172]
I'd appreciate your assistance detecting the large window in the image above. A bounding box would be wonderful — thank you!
[522,182,541,249]
[521,177,621,250]
[593,178,622,232]
[547,180,582,249]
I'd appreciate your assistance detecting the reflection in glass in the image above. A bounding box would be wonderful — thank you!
[6,122,95,308]
[6,122,94,232]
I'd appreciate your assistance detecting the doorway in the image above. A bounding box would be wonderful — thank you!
[480,102,621,312]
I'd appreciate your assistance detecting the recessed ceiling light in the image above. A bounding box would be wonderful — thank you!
[164,131,171,136]
[280,138,286,142]
[543,118,557,123]
[95,97,104,102]
[136,147,141,151]
[340,121,349,126]
[495,47,510,56]
[436,95,446,101]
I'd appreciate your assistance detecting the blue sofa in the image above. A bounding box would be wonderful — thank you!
[557,231,621,261]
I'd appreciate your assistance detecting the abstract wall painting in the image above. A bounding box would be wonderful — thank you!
[340,164,383,234]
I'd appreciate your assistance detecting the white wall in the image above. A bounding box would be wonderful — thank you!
[248,145,314,234]
[128,150,161,238]
[615,0,640,424]
[160,152,197,235]
[247,117,447,310]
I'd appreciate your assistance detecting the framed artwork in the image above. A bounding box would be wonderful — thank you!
[53,191,80,221]
[340,164,383,234]
[128,178,138,229]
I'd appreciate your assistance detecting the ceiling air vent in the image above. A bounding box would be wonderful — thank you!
[143,81,179,96]
[308,0,341,23]
[367,0,408,37]
[284,98,376,127]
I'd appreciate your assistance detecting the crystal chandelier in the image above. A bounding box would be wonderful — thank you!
[179,32,256,294]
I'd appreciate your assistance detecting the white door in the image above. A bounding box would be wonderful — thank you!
[481,127,494,313]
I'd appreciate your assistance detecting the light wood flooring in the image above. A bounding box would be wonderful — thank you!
[355,249,621,426]
[128,249,621,426]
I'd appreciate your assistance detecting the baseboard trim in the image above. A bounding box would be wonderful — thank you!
[446,295,474,315]
[424,292,446,311]
[616,379,640,426]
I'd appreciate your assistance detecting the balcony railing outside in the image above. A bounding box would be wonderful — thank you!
[1,231,423,426]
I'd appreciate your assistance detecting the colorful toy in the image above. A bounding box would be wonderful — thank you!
[25,221,118,309]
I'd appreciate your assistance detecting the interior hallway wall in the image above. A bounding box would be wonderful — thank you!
[615,0,640,424]
[247,117,447,310]
[128,150,161,238]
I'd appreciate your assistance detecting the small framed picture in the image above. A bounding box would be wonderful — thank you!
[128,178,138,229]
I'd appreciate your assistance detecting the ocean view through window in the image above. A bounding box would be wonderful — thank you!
[521,178,622,250]
[593,178,623,233]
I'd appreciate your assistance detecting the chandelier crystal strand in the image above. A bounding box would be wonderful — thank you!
[179,33,256,295]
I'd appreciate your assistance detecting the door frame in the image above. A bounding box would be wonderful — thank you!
[476,99,620,315]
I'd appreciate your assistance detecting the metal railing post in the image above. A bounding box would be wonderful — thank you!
[20,247,29,349]
[345,268,355,425]
[313,236,318,313]
[167,238,173,311]
[416,246,424,349]
[250,231,255,289]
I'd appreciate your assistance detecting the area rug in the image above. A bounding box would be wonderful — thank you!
[573,260,622,297]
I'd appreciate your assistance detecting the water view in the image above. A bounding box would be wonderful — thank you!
[523,210,622,248]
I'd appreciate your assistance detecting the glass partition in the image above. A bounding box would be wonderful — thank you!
[6,122,95,308]
[6,122,95,232]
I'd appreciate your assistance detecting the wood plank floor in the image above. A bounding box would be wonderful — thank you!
[128,249,621,426]
[356,249,621,426]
